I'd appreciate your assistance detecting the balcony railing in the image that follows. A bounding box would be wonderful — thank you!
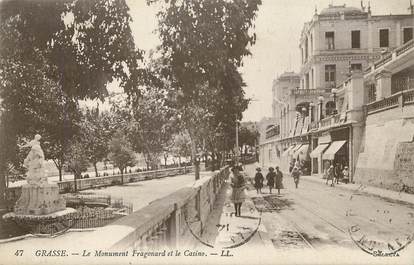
[403,89,414,105]
[365,39,414,74]
[319,113,341,128]
[366,89,414,114]
[290,88,331,95]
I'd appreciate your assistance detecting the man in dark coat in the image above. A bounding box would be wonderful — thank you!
[275,166,283,195]
[266,167,276,194]
[254,167,264,194]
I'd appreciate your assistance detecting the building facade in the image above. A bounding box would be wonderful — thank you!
[259,3,414,192]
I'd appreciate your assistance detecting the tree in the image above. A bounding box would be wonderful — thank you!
[128,88,176,170]
[82,107,112,177]
[65,139,89,192]
[171,132,192,166]
[0,0,142,204]
[150,0,261,179]
[108,130,135,184]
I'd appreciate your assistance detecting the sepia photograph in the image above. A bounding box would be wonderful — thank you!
[0,0,413,264]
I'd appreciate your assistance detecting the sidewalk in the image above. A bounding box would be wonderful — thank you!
[300,174,414,205]
[201,181,274,251]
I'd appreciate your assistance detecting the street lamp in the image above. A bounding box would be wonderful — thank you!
[235,120,240,166]
[331,88,338,114]
[309,102,315,122]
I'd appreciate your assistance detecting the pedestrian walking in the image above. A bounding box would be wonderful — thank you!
[289,159,295,173]
[334,163,342,184]
[266,167,276,194]
[291,167,300,188]
[254,167,264,194]
[275,166,284,195]
[342,166,350,184]
[230,166,247,217]
[326,165,335,186]
[294,159,301,170]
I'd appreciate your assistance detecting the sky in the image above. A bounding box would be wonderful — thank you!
[124,0,412,122]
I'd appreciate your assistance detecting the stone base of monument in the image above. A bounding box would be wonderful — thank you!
[3,208,77,235]
[14,183,66,215]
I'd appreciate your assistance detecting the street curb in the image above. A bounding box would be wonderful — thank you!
[301,175,414,206]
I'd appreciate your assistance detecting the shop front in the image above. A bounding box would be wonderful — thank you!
[310,126,350,177]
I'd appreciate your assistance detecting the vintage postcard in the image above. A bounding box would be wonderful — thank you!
[0,0,413,264]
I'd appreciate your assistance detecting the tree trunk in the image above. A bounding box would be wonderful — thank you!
[190,138,199,180]
[53,160,63,182]
[211,152,216,172]
[0,163,6,209]
[93,162,98,178]
[120,168,124,184]
[178,156,182,167]
[73,172,78,193]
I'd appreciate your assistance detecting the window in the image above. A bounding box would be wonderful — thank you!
[379,29,389,48]
[351,30,360,48]
[301,48,304,64]
[310,34,313,55]
[325,64,336,87]
[305,38,309,60]
[403,28,413,44]
[325,32,335,50]
[351,63,362,71]
[368,84,376,103]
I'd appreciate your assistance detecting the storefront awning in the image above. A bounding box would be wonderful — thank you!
[282,145,296,157]
[322,140,347,160]
[310,143,330,158]
[293,144,309,159]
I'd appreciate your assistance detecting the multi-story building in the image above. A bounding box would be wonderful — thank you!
[259,3,414,192]
[300,3,413,92]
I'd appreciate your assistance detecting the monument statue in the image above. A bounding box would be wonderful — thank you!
[22,134,48,185]
[13,134,66,215]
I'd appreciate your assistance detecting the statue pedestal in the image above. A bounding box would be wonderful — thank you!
[14,183,66,215]
[3,208,77,235]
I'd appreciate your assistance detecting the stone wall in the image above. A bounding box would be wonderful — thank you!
[354,104,414,192]
[85,167,230,250]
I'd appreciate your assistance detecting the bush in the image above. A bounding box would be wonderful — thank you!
[111,179,121,185]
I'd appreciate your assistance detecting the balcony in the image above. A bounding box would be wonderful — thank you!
[366,89,414,114]
[290,88,331,96]
[365,39,414,74]
[319,113,341,128]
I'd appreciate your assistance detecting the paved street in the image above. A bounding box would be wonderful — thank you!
[241,164,414,255]
[85,171,212,211]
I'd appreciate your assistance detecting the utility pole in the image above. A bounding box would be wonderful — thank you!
[235,120,239,166]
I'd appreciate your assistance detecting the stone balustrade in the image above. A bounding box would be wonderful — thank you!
[5,166,194,207]
[319,113,341,128]
[365,39,414,74]
[87,166,230,250]
[366,89,414,115]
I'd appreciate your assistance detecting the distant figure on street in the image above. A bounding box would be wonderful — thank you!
[294,160,301,170]
[254,167,264,194]
[334,163,342,184]
[291,167,301,188]
[289,159,295,173]
[342,166,350,184]
[230,166,247,217]
[275,166,284,195]
[326,165,335,186]
[266,167,276,194]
